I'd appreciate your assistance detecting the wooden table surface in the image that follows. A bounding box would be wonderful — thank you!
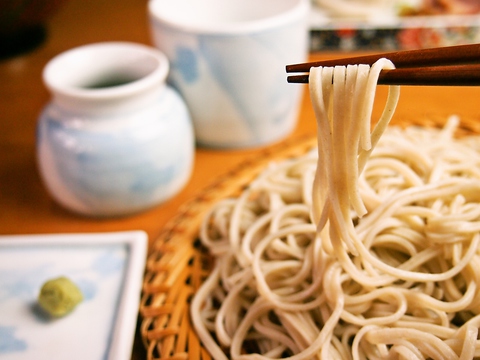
[1,0,480,358]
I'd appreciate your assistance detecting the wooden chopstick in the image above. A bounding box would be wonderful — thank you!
[286,43,480,86]
[288,64,480,86]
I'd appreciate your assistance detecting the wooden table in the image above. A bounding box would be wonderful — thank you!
[1,0,480,358]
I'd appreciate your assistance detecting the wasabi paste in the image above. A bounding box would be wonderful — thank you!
[38,276,83,317]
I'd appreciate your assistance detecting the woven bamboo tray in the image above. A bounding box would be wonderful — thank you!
[139,113,480,360]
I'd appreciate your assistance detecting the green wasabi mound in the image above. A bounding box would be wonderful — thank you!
[38,276,83,317]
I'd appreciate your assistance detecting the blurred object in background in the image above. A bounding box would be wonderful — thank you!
[401,0,480,15]
[313,0,480,19]
[313,0,399,20]
[310,0,480,51]
[0,0,67,59]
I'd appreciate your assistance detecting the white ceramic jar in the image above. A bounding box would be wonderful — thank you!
[37,42,194,217]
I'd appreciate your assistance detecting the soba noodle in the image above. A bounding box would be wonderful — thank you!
[191,59,480,359]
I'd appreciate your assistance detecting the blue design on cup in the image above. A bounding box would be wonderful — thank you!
[196,26,301,142]
[175,46,198,83]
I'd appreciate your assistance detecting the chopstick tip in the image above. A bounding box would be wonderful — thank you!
[287,74,309,84]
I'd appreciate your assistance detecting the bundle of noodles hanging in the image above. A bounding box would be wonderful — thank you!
[191,58,480,360]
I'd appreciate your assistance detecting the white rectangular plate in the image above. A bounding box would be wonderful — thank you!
[0,231,147,360]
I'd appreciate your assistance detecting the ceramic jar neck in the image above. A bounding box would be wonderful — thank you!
[43,42,170,116]
[49,83,167,117]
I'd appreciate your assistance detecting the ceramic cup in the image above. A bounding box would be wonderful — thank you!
[148,0,310,148]
[37,42,195,217]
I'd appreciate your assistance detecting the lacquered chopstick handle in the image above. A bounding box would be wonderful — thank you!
[287,64,480,86]
[379,64,480,86]
[286,43,480,73]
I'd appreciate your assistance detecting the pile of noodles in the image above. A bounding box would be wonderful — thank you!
[191,59,480,360]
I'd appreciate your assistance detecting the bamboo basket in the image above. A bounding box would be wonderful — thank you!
[139,113,480,360]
